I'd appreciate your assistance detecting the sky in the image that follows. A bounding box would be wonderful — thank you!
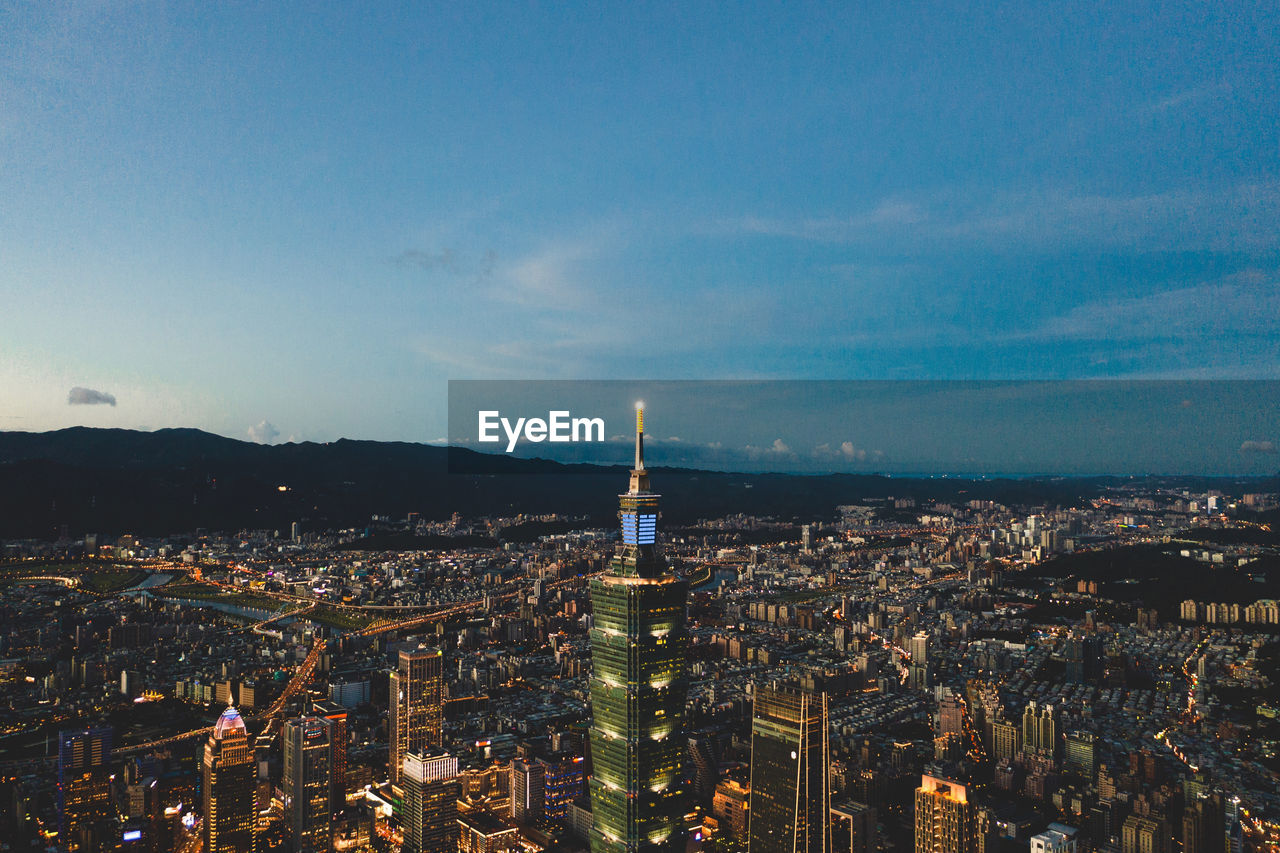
[446,380,1280,475]
[1,2,1278,468]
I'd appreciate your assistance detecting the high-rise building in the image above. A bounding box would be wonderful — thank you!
[832,801,877,853]
[403,750,460,853]
[588,405,690,853]
[712,779,750,840]
[511,757,545,824]
[915,775,975,853]
[1121,815,1170,853]
[543,754,586,823]
[283,715,333,852]
[747,684,831,853]
[1022,702,1058,756]
[1182,794,1225,853]
[57,726,114,851]
[908,633,931,691]
[390,645,444,787]
[938,693,966,737]
[991,719,1021,763]
[313,701,349,810]
[202,707,256,853]
[1064,731,1096,778]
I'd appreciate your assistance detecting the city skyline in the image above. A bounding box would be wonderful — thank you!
[3,3,1278,444]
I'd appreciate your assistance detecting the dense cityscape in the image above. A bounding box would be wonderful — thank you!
[2,409,1278,853]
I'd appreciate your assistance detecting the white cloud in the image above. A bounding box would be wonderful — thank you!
[247,420,280,444]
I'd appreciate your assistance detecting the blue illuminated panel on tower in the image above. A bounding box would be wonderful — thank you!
[621,513,658,545]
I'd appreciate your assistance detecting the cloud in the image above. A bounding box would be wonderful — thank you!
[744,438,794,459]
[1240,440,1276,454]
[68,387,116,406]
[1017,270,1280,344]
[815,441,882,463]
[395,248,496,283]
[718,181,1280,252]
[247,420,280,444]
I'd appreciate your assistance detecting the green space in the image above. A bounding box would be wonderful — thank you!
[160,581,284,612]
[308,606,374,630]
[0,563,151,593]
[1029,544,1280,614]
[79,570,151,593]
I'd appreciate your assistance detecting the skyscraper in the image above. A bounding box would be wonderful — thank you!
[313,701,349,811]
[1064,731,1096,778]
[390,644,444,787]
[747,684,831,853]
[915,775,976,853]
[589,404,690,853]
[908,632,931,691]
[403,750,460,853]
[57,726,114,852]
[511,757,545,824]
[1022,702,1058,756]
[202,707,256,853]
[283,715,333,853]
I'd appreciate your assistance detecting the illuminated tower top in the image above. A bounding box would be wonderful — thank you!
[617,401,662,577]
[629,401,648,494]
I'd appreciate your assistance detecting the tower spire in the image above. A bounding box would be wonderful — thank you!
[635,401,645,472]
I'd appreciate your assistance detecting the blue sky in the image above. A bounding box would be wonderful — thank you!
[1,2,1278,460]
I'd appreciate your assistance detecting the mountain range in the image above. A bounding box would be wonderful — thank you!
[1,427,1275,540]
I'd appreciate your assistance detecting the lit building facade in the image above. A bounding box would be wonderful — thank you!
[915,775,976,853]
[57,726,114,852]
[283,715,333,853]
[403,750,459,853]
[589,405,690,853]
[202,707,256,853]
[390,645,444,787]
[747,685,831,853]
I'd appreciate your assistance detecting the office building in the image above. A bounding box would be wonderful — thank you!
[1183,794,1225,853]
[908,632,931,691]
[588,405,690,852]
[403,750,459,853]
[511,757,545,824]
[832,801,877,853]
[58,727,114,852]
[202,707,256,853]
[544,754,586,823]
[747,685,831,853]
[1064,731,1096,778]
[390,645,444,787]
[283,715,332,853]
[314,701,349,810]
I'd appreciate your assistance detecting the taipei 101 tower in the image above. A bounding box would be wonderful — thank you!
[588,404,690,852]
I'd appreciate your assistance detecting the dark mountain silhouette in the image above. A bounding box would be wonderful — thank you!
[1,428,1276,540]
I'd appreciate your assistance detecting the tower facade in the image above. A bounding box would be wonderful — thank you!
[403,750,460,853]
[202,707,256,853]
[747,685,831,853]
[915,775,976,853]
[57,727,114,852]
[589,405,690,853]
[283,715,332,852]
[390,645,444,787]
